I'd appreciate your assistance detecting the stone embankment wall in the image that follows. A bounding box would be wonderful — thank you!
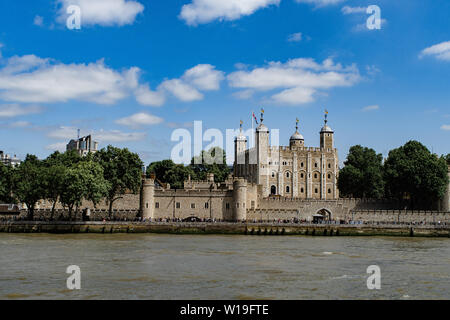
[1,221,449,238]
[7,209,140,221]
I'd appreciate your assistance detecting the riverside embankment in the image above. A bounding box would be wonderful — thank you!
[1,221,449,237]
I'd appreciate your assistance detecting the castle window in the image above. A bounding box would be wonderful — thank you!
[328,174,331,179]
[300,173,304,178]
[271,172,275,178]
[226,203,230,210]
[205,202,209,209]
[155,202,159,209]
[237,203,240,208]
[328,189,331,194]
[286,172,290,178]
[315,163,318,168]
[191,203,195,209]
[328,163,331,168]
[146,203,148,209]
[176,202,180,209]
[315,188,318,194]
[286,186,290,193]
[314,173,318,179]
[300,188,304,193]
[301,162,304,168]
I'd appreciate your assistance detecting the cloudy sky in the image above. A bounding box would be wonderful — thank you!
[0,0,449,165]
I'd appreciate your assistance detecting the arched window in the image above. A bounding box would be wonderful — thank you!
[271,185,277,195]
[286,171,290,178]
[271,172,275,178]
[286,186,290,193]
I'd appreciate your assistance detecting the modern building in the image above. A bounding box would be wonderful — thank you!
[0,151,21,167]
[66,135,99,156]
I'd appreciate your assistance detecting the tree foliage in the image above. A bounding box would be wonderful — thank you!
[190,147,230,183]
[338,145,385,199]
[0,162,13,203]
[94,146,143,215]
[147,147,231,189]
[384,141,448,208]
[11,155,46,220]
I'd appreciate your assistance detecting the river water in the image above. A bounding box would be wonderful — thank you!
[0,234,449,300]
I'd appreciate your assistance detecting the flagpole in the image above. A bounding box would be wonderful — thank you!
[251,110,254,148]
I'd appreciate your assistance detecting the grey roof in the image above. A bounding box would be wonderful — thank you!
[290,131,304,140]
[321,124,334,133]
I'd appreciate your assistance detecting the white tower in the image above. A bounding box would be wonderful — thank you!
[255,109,269,196]
[234,120,247,177]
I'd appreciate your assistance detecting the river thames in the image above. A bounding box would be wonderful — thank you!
[0,234,449,300]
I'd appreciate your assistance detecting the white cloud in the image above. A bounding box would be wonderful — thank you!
[0,53,224,107]
[47,126,146,143]
[116,112,164,128]
[9,121,31,128]
[182,64,224,91]
[46,142,67,152]
[34,15,44,27]
[362,105,379,112]
[441,125,450,131]
[134,85,166,107]
[227,57,360,105]
[0,104,43,118]
[287,32,302,42]
[57,0,144,27]
[0,55,139,104]
[295,0,345,7]
[179,0,280,25]
[160,79,203,102]
[420,41,450,61]
[341,6,366,14]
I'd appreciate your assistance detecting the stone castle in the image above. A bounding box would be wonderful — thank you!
[139,112,448,223]
[33,112,450,222]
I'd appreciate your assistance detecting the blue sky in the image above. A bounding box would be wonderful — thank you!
[0,0,449,165]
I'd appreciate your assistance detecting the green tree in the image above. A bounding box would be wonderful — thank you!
[11,155,46,220]
[0,162,14,203]
[338,145,385,198]
[59,161,108,219]
[384,141,448,209]
[94,146,143,216]
[147,159,176,180]
[445,154,450,166]
[190,147,230,183]
[42,153,69,218]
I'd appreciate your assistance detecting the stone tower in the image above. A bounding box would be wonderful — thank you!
[255,109,269,194]
[234,121,247,177]
[320,110,334,150]
[290,118,305,148]
[233,178,247,221]
[140,177,155,220]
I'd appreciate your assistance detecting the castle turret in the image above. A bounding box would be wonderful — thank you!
[234,120,247,176]
[233,178,247,221]
[140,177,155,220]
[320,109,334,150]
[290,117,305,148]
[255,109,269,189]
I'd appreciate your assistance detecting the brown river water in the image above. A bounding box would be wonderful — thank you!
[0,234,449,300]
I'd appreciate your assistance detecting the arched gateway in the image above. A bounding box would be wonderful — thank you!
[313,209,332,223]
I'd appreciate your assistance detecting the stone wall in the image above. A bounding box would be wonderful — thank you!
[11,209,140,221]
